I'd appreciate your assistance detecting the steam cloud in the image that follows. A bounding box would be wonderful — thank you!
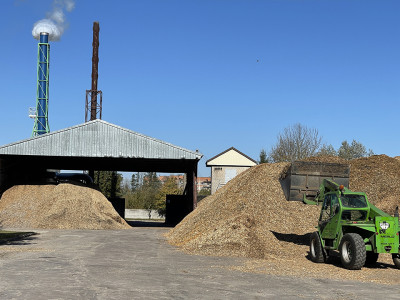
[32,0,75,41]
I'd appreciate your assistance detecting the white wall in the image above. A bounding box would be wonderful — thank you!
[125,209,164,220]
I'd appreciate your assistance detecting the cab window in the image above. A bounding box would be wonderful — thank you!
[331,194,339,216]
[340,194,368,208]
[320,194,331,222]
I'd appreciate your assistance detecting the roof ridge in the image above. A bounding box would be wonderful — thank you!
[206,147,257,166]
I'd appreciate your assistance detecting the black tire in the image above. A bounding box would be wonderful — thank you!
[393,253,400,269]
[365,252,379,265]
[310,231,325,263]
[339,233,366,270]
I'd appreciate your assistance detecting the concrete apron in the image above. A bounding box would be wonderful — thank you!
[0,228,399,300]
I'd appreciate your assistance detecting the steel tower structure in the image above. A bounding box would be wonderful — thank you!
[32,32,50,136]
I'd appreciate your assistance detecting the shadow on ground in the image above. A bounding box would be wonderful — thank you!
[126,220,174,228]
[0,232,38,246]
[271,231,311,246]
[304,249,398,270]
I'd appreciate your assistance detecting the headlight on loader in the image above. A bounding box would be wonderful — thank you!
[380,221,390,231]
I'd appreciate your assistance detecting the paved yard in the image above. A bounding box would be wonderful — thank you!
[0,227,399,300]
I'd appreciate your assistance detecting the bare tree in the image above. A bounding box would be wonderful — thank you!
[269,123,322,162]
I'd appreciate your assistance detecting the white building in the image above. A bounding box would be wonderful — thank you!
[206,147,257,194]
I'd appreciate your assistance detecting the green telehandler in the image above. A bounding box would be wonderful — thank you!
[305,179,400,270]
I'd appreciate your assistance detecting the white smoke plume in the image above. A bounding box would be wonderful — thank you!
[32,0,75,41]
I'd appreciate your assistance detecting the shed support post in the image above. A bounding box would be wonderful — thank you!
[186,165,198,211]
[192,165,198,209]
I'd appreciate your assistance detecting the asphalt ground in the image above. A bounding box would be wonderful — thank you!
[0,226,399,300]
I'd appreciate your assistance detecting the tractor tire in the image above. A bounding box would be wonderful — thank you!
[393,253,400,269]
[310,232,325,263]
[339,233,366,270]
[365,252,379,266]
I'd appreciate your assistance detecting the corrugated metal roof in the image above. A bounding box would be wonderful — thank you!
[0,120,203,160]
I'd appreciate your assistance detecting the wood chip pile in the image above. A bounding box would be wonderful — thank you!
[350,155,400,215]
[0,184,130,230]
[167,155,400,284]
[167,162,321,259]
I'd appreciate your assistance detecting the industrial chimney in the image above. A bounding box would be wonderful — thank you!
[32,32,50,136]
[85,21,102,122]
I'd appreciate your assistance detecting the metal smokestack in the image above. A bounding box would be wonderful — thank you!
[32,32,50,136]
[85,21,102,122]
[91,22,99,120]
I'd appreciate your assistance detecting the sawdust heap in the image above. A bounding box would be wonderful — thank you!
[303,155,347,164]
[350,155,400,215]
[0,184,130,230]
[167,155,400,259]
[168,162,321,259]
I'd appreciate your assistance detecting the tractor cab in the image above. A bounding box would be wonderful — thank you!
[318,188,370,240]
[339,193,369,222]
[318,185,369,225]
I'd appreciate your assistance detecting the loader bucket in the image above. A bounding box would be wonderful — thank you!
[281,161,350,201]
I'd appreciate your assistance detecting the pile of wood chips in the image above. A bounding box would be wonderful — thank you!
[167,155,400,284]
[0,184,130,230]
[350,155,400,214]
[168,162,320,258]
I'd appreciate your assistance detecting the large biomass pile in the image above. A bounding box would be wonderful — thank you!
[350,155,400,214]
[168,162,321,259]
[167,155,400,260]
[0,184,130,230]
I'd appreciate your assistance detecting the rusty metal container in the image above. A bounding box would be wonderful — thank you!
[281,161,350,201]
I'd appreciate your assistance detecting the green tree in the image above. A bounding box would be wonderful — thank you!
[317,144,337,157]
[141,172,162,214]
[338,140,374,160]
[125,191,143,209]
[259,149,269,164]
[125,172,162,213]
[120,178,131,195]
[154,176,182,217]
[198,188,211,197]
[94,171,122,198]
[269,123,322,162]
[130,172,141,192]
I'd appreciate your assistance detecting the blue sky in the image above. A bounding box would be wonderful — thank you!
[1,0,400,177]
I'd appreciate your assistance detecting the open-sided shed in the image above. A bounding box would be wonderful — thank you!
[0,120,202,224]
